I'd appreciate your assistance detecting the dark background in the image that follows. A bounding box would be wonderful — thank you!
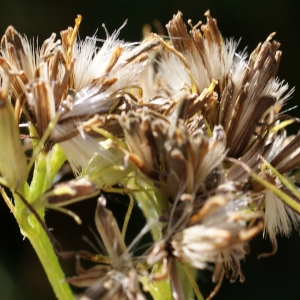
[1,1,300,299]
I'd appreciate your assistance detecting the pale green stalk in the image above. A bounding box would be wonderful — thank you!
[130,177,169,240]
[181,263,204,300]
[147,279,173,300]
[130,177,197,299]
[139,263,173,300]
[261,157,300,201]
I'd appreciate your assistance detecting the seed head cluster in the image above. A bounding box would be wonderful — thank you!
[0,10,299,300]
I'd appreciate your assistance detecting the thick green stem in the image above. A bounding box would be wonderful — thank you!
[28,226,74,300]
[14,194,74,300]
[14,132,72,300]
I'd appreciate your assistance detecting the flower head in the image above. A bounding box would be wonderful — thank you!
[0,18,157,175]
[118,106,226,203]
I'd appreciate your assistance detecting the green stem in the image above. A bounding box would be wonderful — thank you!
[30,152,47,200]
[181,263,203,300]
[29,227,74,300]
[131,178,169,241]
[139,263,173,300]
[134,189,163,241]
[14,130,73,299]
[130,178,178,300]
[14,194,74,300]
[44,144,67,189]
[148,279,173,300]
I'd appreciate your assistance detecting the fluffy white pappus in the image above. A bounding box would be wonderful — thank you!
[1,29,60,85]
[14,36,39,80]
[156,53,191,96]
[230,50,248,87]
[153,37,239,101]
[264,135,285,162]
[227,52,292,125]
[171,200,248,270]
[224,135,284,182]
[262,78,294,119]
[138,51,156,101]
[224,196,251,212]
[222,38,241,69]
[261,78,291,101]
[111,55,147,88]
[72,34,98,90]
[242,73,291,114]
[68,33,147,120]
[186,49,210,90]
[72,22,133,91]
[187,38,238,92]
[60,86,117,120]
[264,190,300,238]
[60,59,145,120]
[194,126,226,188]
[216,50,249,129]
[172,225,231,269]
[55,125,114,176]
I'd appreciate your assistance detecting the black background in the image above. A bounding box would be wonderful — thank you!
[1,1,300,299]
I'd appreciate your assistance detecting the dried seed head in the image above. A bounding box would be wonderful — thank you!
[149,11,292,168]
[0,18,159,176]
[148,194,262,286]
[119,107,226,202]
[171,196,262,277]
